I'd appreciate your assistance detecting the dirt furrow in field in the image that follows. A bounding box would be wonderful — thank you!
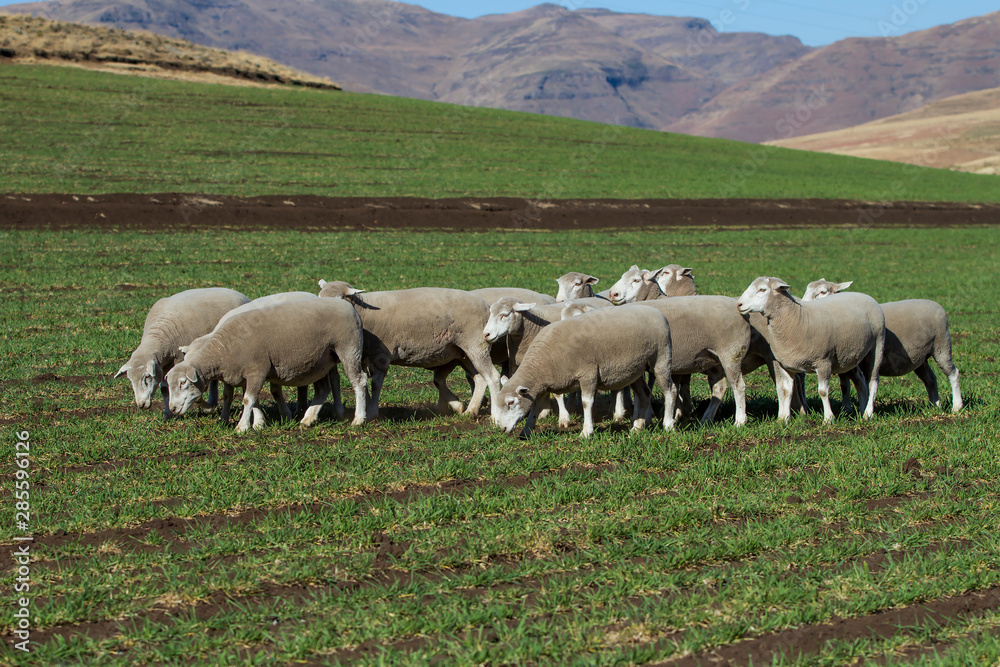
[651,586,1000,667]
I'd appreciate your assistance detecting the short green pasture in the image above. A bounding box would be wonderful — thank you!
[1,226,998,664]
[1,63,999,201]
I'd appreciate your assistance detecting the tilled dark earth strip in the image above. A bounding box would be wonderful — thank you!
[650,586,1000,667]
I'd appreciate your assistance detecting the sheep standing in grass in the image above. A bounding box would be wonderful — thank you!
[801,279,962,412]
[608,267,749,426]
[495,306,676,437]
[736,276,885,422]
[185,291,325,421]
[116,287,249,418]
[166,299,368,432]
[318,280,502,419]
[483,296,614,426]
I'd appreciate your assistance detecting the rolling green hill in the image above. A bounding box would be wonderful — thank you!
[2,63,998,201]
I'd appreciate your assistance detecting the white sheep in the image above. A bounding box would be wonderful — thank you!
[736,276,885,422]
[116,288,249,418]
[483,296,614,426]
[801,279,962,412]
[653,265,697,297]
[495,305,677,438]
[555,272,602,302]
[184,291,327,421]
[166,299,368,432]
[608,267,750,426]
[318,280,502,419]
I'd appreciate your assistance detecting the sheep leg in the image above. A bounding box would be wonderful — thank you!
[654,358,677,431]
[160,381,173,419]
[237,378,266,432]
[328,365,344,419]
[863,331,884,420]
[271,383,294,421]
[846,368,868,417]
[724,364,747,427]
[792,371,809,415]
[461,351,502,421]
[932,332,962,411]
[295,386,309,420]
[432,363,465,415]
[553,394,572,428]
[207,380,219,408]
[815,362,836,423]
[367,366,387,420]
[629,379,652,432]
[579,380,598,438]
[300,378,331,427]
[775,365,795,422]
[701,367,727,423]
[613,390,628,422]
[220,383,235,424]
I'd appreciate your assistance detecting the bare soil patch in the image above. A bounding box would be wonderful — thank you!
[2,194,999,232]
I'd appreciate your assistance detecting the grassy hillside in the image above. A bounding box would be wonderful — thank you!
[1,63,999,200]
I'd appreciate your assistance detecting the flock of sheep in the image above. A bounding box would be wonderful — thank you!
[115,265,963,437]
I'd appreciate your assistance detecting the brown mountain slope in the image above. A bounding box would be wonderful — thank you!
[0,12,338,88]
[768,87,1000,175]
[666,12,1000,142]
[3,0,998,142]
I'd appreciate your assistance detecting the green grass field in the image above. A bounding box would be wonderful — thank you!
[2,225,999,664]
[1,63,999,201]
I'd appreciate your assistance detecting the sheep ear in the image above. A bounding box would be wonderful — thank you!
[186,368,199,384]
[499,375,508,386]
[516,385,530,398]
[680,267,694,281]
[585,275,599,285]
[836,281,853,291]
[114,363,129,379]
[513,302,536,312]
[643,268,665,283]
[773,280,791,293]
[318,279,328,288]
[346,287,366,296]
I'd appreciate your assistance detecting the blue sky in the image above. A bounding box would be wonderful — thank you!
[0,0,995,46]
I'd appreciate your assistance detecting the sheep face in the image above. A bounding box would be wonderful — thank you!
[555,272,598,302]
[802,279,852,302]
[116,359,163,409]
[165,363,206,416]
[736,276,791,315]
[495,385,534,434]
[654,265,694,294]
[608,266,663,304]
[483,299,534,343]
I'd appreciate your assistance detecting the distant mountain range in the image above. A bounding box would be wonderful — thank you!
[3,0,999,143]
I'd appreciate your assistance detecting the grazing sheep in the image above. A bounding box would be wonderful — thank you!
[185,291,327,421]
[318,280,502,419]
[736,276,885,422]
[495,306,676,438]
[608,267,749,426]
[167,299,368,432]
[484,296,614,426]
[801,279,962,412]
[116,288,249,418]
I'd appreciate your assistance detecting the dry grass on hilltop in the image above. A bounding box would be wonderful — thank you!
[0,13,339,90]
